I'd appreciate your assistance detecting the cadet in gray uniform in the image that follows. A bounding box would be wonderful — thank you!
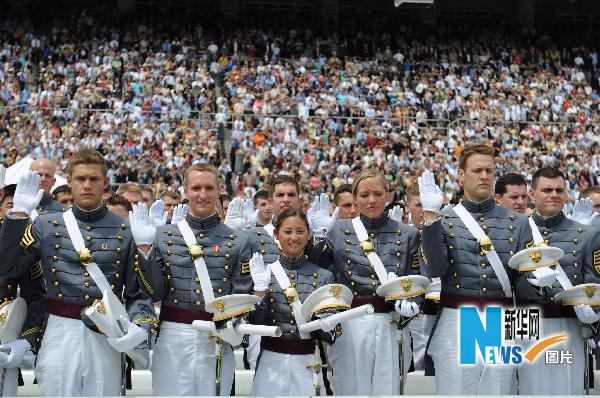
[0,151,155,396]
[419,144,533,395]
[250,209,336,396]
[133,163,252,396]
[29,158,66,217]
[515,167,600,395]
[313,170,421,396]
[0,183,46,396]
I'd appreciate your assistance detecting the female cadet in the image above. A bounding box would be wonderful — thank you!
[249,209,336,396]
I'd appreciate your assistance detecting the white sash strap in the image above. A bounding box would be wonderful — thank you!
[177,220,216,303]
[30,209,38,221]
[270,260,308,338]
[63,210,110,292]
[528,217,573,290]
[453,204,512,297]
[351,216,388,284]
[263,223,280,246]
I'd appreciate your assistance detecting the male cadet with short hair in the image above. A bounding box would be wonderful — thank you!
[419,143,533,395]
[29,158,66,218]
[0,171,45,396]
[332,184,358,219]
[52,184,73,208]
[159,191,181,223]
[130,163,252,396]
[253,190,272,226]
[495,172,529,215]
[406,184,424,226]
[581,187,600,215]
[0,150,155,396]
[514,167,600,395]
[116,183,143,205]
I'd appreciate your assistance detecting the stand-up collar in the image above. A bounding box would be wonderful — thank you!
[461,196,495,214]
[186,212,220,231]
[532,211,565,229]
[359,213,389,230]
[73,203,108,223]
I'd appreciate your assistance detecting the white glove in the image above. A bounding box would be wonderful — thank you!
[568,198,599,225]
[107,316,148,353]
[575,304,600,325]
[149,200,168,227]
[418,170,443,214]
[0,164,5,189]
[178,186,186,200]
[388,205,404,223]
[215,319,244,346]
[0,339,31,368]
[395,300,420,318]
[11,171,44,215]
[171,203,188,224]
[527,266,559,287]
[243,199,259,228]
[249,253,271,291]
[129,203,156,245]
[588,338,597,351]
[224,197,245,229]
[309,194,339,238]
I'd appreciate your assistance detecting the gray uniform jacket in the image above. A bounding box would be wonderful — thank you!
[0,204,156,331]
[139,213,253,310]
[0,216,46,348]
[314,213,421,297]
[254,254,335,340]
[514,212,600,303]
[420,197,533,297]
[35,195,67,216]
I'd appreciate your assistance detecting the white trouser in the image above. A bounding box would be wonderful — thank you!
[518,317,585,395]
[0,368,18,396]
[34,314,122,396]
[246,335,260,370]
[251,349,325,396]
[409,314,436,370]
[151,320,235,396]
[326,312,411,395]
[429,308,515,395]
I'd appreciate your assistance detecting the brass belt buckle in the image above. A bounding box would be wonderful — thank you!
[79,248,94,267]
[189,244,204,260]
[360,240,375,255]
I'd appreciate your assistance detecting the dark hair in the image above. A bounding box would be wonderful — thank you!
[333,184,352,205]
[495,173,527,196]
[253,190,269,206]
[269,175,299,198]
[2,184,16,201]
[52,184,71,197]
[531,167,565,189]
[106,194,133,212]
[219,193,231,206]
[274,208,310,231]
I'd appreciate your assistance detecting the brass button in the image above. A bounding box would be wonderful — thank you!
[227,243,232,248]
[481,262,486,268]
[167,231,173,236]
[396,252,401,257]
[53,281,59,286]
[173,299,178,304]
[344,229,350,234]
[370,233,375,238]
[51,267,56,273]
[58,293,63,299]
[84,294,90,300]
[222,277,228,282]
[196,301,201,305]
[345,248,350,253]
[350,282,355,286]
[52,220,58,226]
[313,273,318,278]
[52,256,58,261]
[84,282,90,287]
[116,247,122,253]
[396,263,401,268]
[170,287,175,292]
[121,224,126,230]
[482,275,487,280]
[116,260,121,266]
[84,272,89,277]
[225,254,231,259]
[449,233,455,238]
[573,262,578,267]
[167,240,173,246]
[85,236,92,241]
[578,228,583,233]
[312,282,317,287]
[218,288,223,293]
[371,274,376,279]
[573,274,578,279]
[450,259,455,264]
[347,271,352,276]
[573,239,578,244]
[543,231,549,236]
[509,250,514,255]
[508,225,514,231]
[195,277,200,283]
[479,217,485,222]
[482,225,487,230]
[198,234,204,239]
[572,250,577,255]
[448,223,454,228]
[291,282,296,288]
[290,320,295,325]
[371,282,376,286]
[86,226,92,231]
[345,239,351,244]
[455,284,460,289]
[453,272,458,277]
[510,215,515,220]
[54,244,60,250]
[449,245,454,251]
[224,265,229,270]
[53,232,60,237]
[482,288,487,293]
[115,273,120,278]
[195,289,201,294]
[346,260,351,264]
[290,274,295,279]
[509,237,514,243]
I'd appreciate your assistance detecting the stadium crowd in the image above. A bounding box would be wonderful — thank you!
[0,4,599,208]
